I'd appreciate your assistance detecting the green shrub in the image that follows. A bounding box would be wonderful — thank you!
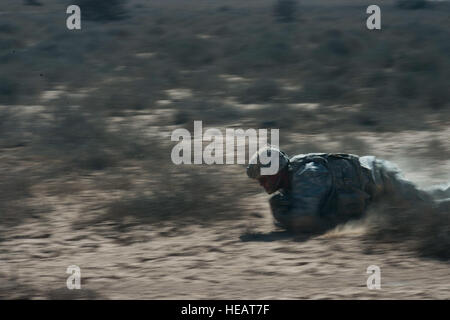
[396,0,428,10]
[0,108,26,147]
[23,0,42,6]
[240,79,281,103]
[299,81,346,102]
[37,108,115,171]
[0,23,19,34]
[0,170,36,227]
[72,0,128,22]
[0,77,19,104]
[426,81,449,110]
[167,37,216,67]
[273,0,298,23]
[395,75,418,99]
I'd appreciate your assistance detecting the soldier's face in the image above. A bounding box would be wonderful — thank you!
[258,174,280,194]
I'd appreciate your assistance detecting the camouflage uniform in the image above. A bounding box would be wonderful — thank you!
[267,153,444,232]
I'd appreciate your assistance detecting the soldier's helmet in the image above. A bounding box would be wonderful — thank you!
[246,146,290,179]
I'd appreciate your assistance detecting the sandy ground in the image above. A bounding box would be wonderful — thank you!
[0,106,449,299]
[1,176,449,299]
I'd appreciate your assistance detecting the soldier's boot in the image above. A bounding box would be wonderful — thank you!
[425,184,450,201]
[376,160,434,206]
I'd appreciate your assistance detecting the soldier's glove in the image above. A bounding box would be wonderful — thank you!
[269,193,291,215]
[269,193,293,230]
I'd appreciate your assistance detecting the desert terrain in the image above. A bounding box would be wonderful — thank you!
[0,0,449,299]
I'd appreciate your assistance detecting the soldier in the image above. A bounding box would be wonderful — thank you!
[246,146,449,233]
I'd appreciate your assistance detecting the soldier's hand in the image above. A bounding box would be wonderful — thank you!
[269,193,290,210]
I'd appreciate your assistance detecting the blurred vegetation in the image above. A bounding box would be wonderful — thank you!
[23,0,42,6]
[71,0,128,21]
[1,0,449,119]
[273,0,298,23]
[395,0,428,10]
[97,164,250,232]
